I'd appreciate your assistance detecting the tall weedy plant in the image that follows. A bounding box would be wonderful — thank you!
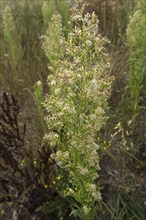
[43,4,112,219]
[42,12,64,72]
[41,0,56,29]
[127,0,146,121]
[34,1,71,139]
[2,5,21,84]
[56,0,71,36]
[34,80,47,133]
[42,0,70,33]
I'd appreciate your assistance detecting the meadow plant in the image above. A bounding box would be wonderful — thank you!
[126,0,146,120]
[43,4,112,219]
[41,0,56,29]
[42,12,64,72]
[42,0,70,34]
[2,5,21,82]
[87,0,136,46]
[56,0,71,36]
[34,80,47,132]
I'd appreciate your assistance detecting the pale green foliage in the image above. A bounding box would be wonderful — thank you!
[43,4,112,219]
[56,0,71,35]
[2,5,21,71]
[41,0,71,33]
[126,0,146,117]
[42,0,71,71]
[42,13,64,71]
[42,0,56,28]
[127,0,145,47]
[34,80,46,132]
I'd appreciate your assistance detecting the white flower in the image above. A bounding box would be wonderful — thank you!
[63,151,69,160]
[87,79,99,97]
[71,108,77,115]
[82,205,90,214]
[54,88,61,95]
[77,74,82,79]
[50,153,55,159]
[92,191,102,201]
[90,114,96,121]
[47,74,54,81]
[93,142,99,150]
[56,150,62,158]
[86,40,92,47]
[50,141,56,147]
[56,101,64,108]
[50,80,56,86]
[72,14,82,21]
[89,79,99,90]
[38,35,46,39]
[89,184,96,191]
[78,166,89,175]
[95,107,105,115]
[37,80,42,85]
[62,106,68,112]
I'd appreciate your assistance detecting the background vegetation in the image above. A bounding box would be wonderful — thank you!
[0,0,145,219]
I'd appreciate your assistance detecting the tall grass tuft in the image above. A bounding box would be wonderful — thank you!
[34,80,47,133]
[2,5,22,85]
[42,12,64,72]
[41,0,71,34]
[56,0,71,36]
[127,0,146,121]
[41,0,56,29]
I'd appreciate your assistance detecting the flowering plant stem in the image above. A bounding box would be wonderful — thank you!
[43,3,112,219]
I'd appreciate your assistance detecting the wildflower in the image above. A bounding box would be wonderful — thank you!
[37,80,42,86]
[43,4,112,217]
[87,79,99,98]
[54,88,61,95]
[86,39,92,47]
[78,166,89,175]
[82,205,91,214]
[47,74,54,81]
[44,184,48,189]
[50,80,56,86]
[93,142,99,150]
[38,35,46,39]
[33,160,37,166]
[20,160,25,166]
[66,188,74,196]
[92,191,102,200]
[90,114,96,121]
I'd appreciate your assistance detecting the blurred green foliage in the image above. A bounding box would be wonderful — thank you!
[127,0,146,120]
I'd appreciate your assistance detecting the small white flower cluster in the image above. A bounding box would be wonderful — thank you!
[51,150,70,167]
[43,4,112,218]
[82,205,91,215]
[87,183,102,201]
